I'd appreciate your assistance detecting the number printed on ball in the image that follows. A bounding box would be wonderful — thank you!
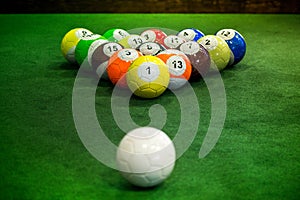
[138,42,165,55]
[166,55,186,76]
[118,49,140,61]
[138,62,160,82]
[128,35,146,49]
[141,30,156,42]
[113,29,130,41]
[103,43,123,57]
[178,29,196,41]
[216,29,235,40]
[179,41,200,55]
[198,36,218,51]
[163,35,185,49]
[75,29,94,38]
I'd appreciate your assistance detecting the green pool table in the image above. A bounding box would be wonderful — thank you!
[0,14,299,200]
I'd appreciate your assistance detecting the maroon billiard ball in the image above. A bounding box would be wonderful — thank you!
[90,42,123,79]
[177,41,210,81]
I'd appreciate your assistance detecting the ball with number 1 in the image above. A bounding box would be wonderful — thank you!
[126,55,170,98]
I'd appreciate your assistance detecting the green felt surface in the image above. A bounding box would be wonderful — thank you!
[0,14,300,200]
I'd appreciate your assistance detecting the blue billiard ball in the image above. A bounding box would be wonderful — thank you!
[191,28,205,41]
[216,29,246,66]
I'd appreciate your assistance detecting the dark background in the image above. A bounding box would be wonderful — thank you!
[1,0,299,13]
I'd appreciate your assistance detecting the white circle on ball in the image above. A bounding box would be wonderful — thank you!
[164,35,185,48]
[103,43,123,57]
[178,29,196,41]
[199,36,218,51]
[138,62,160,82]
[81,33,101,40]
[216,29,235,40]
[118,49,139,61]
[139,43,161,55]
[127,35,145,49]
[179,41,200,55]
[113,29,130,41]
[166,55,186,76]
[75,29,93,39]
[141,30,156,42]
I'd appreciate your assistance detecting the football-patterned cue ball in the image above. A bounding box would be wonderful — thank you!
[116,126,176,188]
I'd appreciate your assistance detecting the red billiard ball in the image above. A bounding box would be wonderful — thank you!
[140,28,167,45]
